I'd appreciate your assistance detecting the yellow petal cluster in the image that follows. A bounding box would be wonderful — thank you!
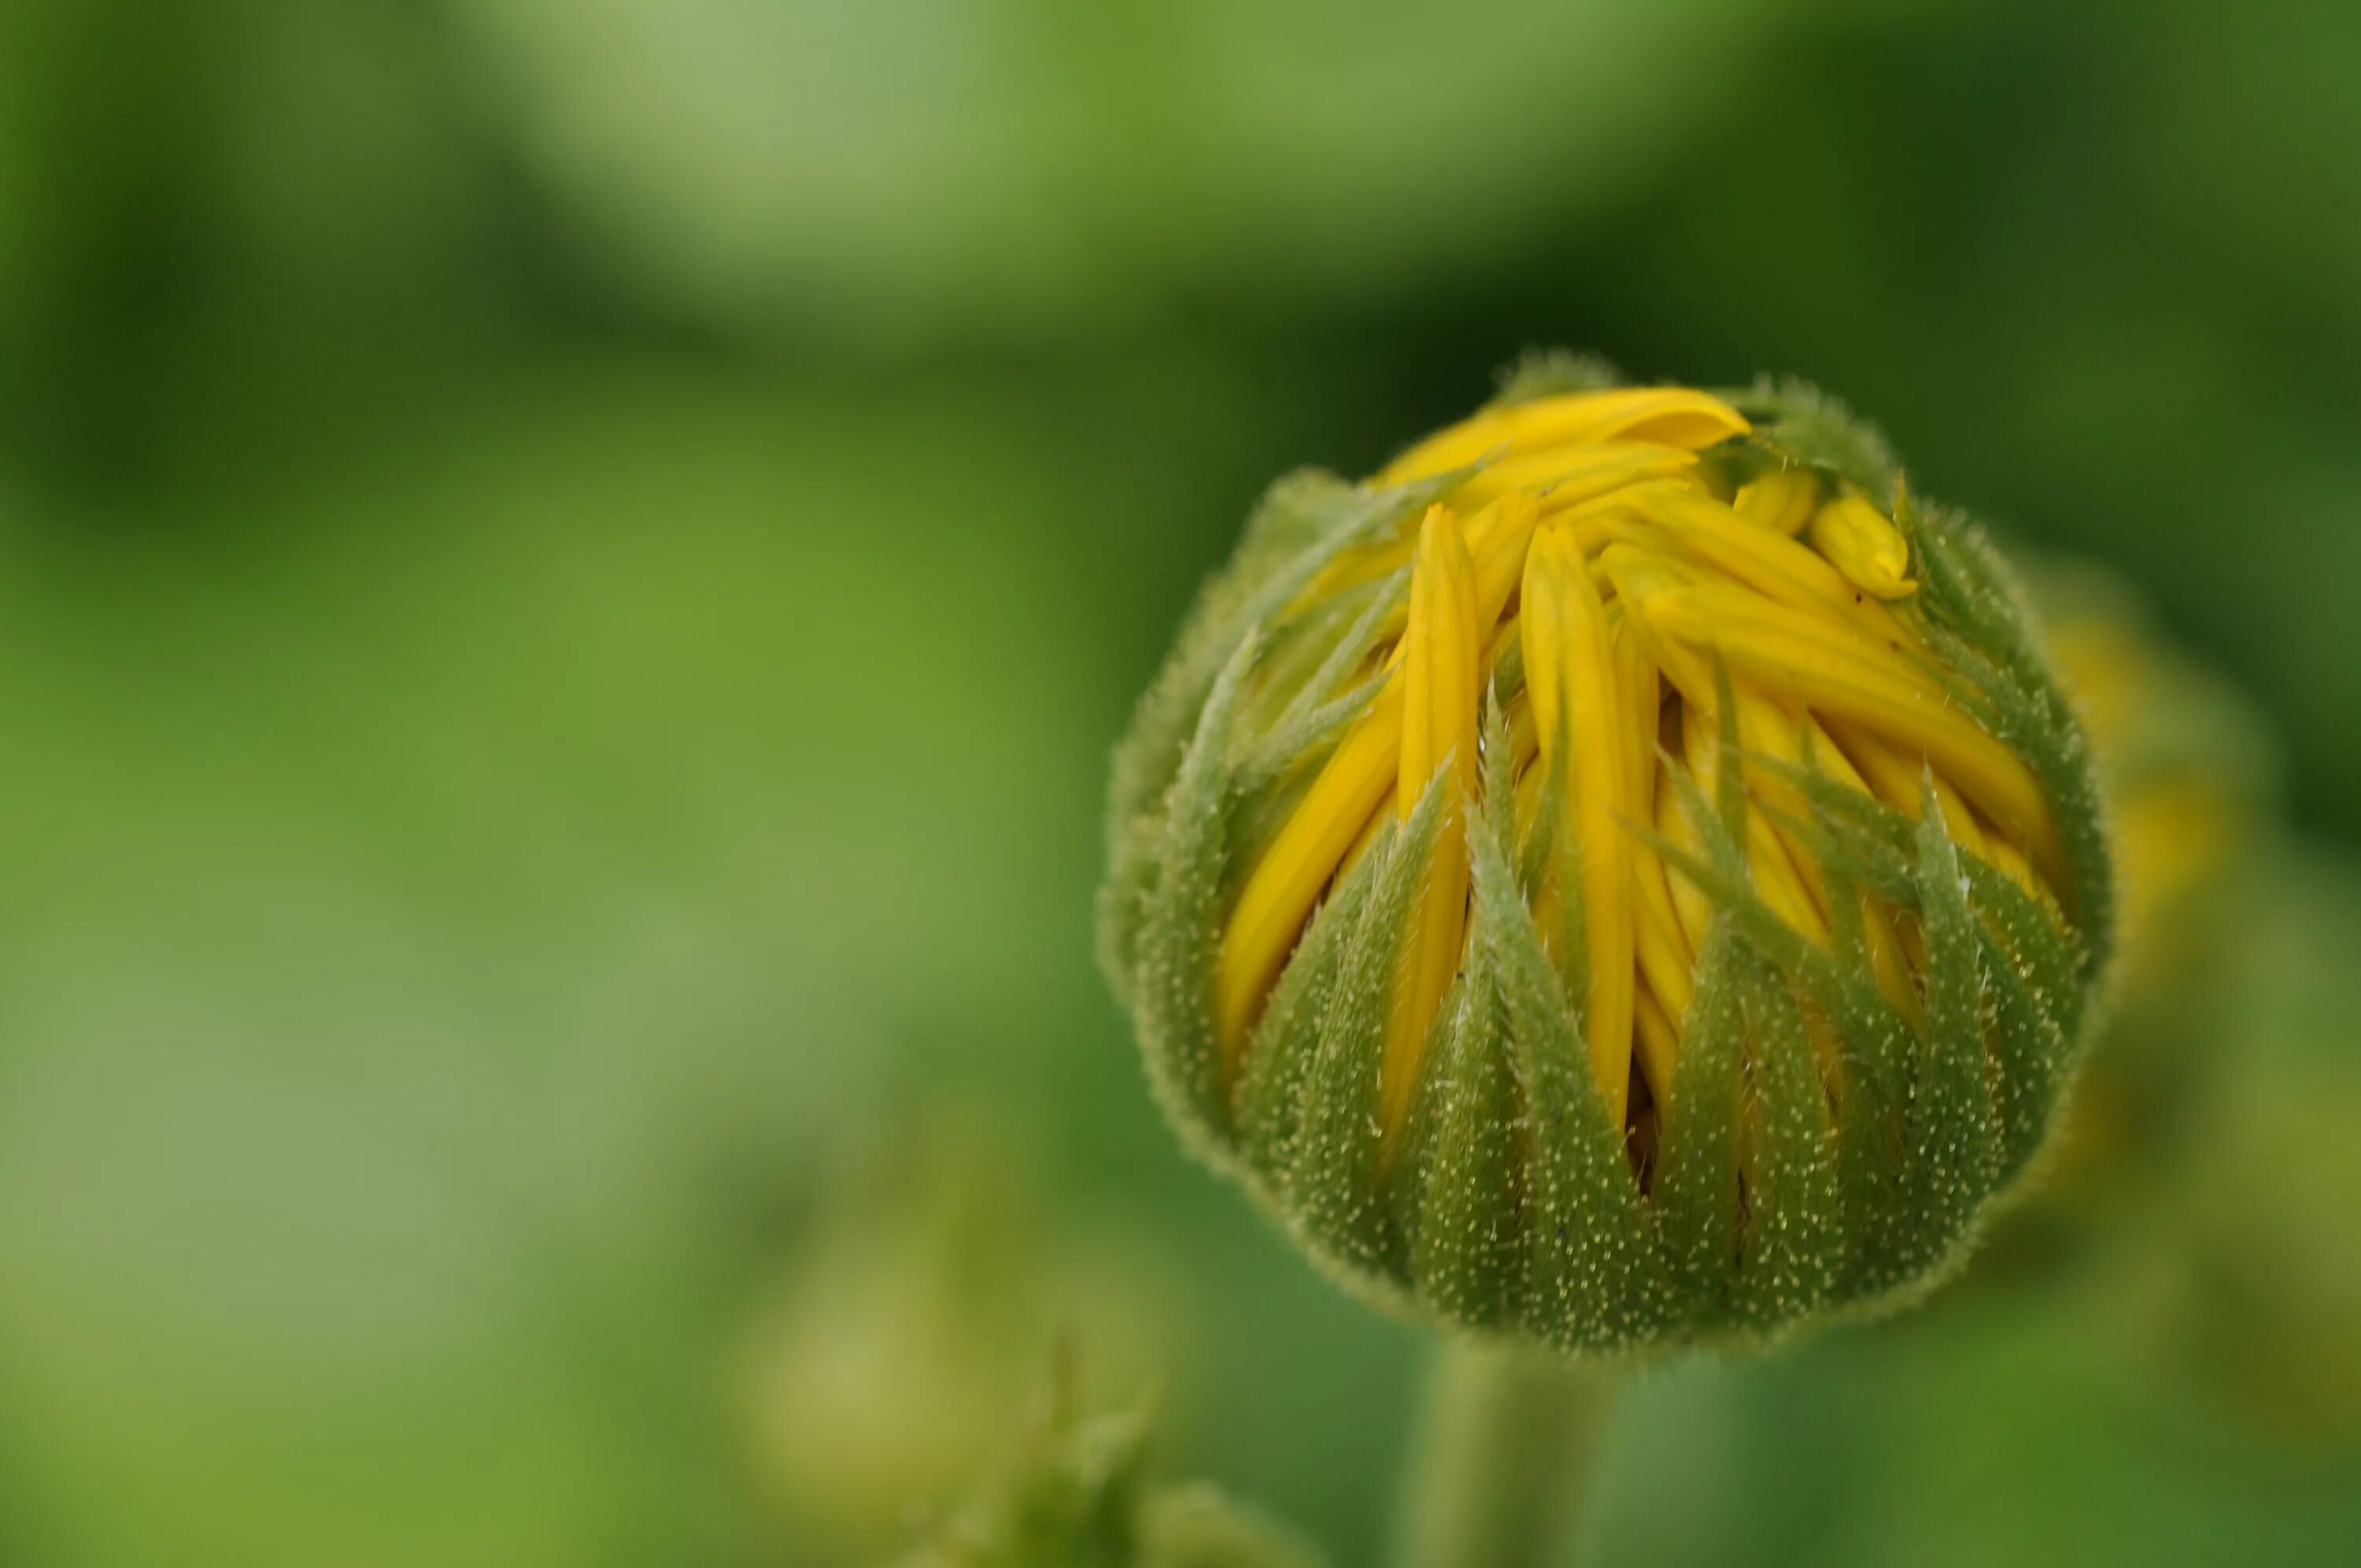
[1213,386,2064,1162]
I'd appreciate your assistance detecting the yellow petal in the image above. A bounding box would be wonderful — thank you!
[1376,388,1749,484]
[1616,485,1925,659]
[1569,387,1751,451]
[1400,508,1483,811]
[1633,582,2056,868]
[1823,719,1993,865]
[1450,443,1699,512]
[1679,705,1834,952]
[1809,494,1919,600]
[1977,827,2041,902]
[1613,618,1694,1053]
[1732,467,1821,536]
[1381,509,1481,1151]
[1466,492,1543,627]
[1631,859,1694,1036]
[1371,493,1543,644]
[1593,541,1716,699]
[1523,526,1636,1123]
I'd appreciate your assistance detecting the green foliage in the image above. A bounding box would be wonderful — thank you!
[895,1369,1322,1568]
[17,1,2359,1558]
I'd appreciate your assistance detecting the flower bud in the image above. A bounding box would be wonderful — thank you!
[2037,567,2270,994]
[743,1111,1178,1560]
[2007,563,2272,1221]
[893,1363,1324,1568]
[1100,360,2114,1353]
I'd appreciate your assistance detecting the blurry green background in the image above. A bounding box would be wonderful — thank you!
[3,3,2358,1565]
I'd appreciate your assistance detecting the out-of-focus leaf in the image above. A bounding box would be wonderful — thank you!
[448,0,1814,346]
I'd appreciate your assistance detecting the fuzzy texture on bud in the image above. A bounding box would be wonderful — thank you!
[1100,356,2115,1354]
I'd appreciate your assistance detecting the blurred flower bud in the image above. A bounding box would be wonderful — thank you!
[741,1109,1178,1562]
[2038,568,2272,992]
[892,1360,1325,1568]
[2161,883,2361,1452]
[2004,564,2275,1223]
[1100,357,2114,1352]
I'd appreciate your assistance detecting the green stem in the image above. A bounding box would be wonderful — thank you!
[1390,1341,1624,1568]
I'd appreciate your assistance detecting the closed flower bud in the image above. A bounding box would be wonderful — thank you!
[1100,359,2114,1353]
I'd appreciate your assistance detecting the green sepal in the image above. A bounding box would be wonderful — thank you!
[1963,858,2084,1046]
[1908,501,2115,973]
[1400,975,1526,1331]
[1903,781,2004,1269]
[1235,566,1400,744]
[1906,496,2056,729]
[1726,377,1899,500]
[1486,349,1624,408]
[1650,783,1919,1303]
[1655,749,1748,887]
[1749,758,1922,905]
[1286,770,1448,1283]
[1132,634,1260,1145]
[1732,945,1845,1330]
[1820,962,1919,1300]
[1975,923,2074,1186]
[1223,658,1387,901]
[1486,638,1527,710]
[1235,469,1476,623]
[1653,921,1747,1321]
[1232,662,1388,807]
[1503,700,1576,992]
[1516,773,1565,906]
[1468,792,1667,1352]
[1709,659,1750,852]
[1757,751,2086,1056]
[1234,833,1386,1182]
[1477,692,1524,873]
